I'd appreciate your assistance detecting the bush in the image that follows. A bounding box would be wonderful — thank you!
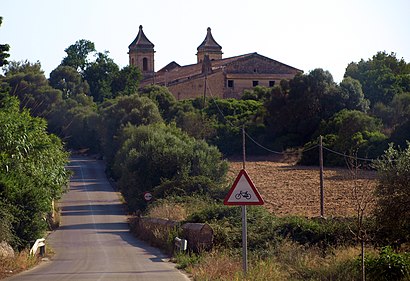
[113,123,228,211]
[275,217,357,248]
[366,246,410,281]
[373,143,410,244]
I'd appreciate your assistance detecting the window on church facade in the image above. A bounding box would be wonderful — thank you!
[227,80,234,88]
[253,81,259,87]
[143,58,148,71]
[269,81,275,87]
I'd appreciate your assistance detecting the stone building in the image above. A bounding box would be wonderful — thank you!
[129,26,302,100]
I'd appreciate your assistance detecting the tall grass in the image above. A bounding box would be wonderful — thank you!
[182,241,370,280]
[0,250,40,279]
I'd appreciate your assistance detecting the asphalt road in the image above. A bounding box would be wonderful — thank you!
[6,156,190,281]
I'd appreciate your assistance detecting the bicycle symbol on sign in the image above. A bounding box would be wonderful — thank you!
[235,190,252,200]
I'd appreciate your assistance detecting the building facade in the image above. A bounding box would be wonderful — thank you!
[128,26,302,100]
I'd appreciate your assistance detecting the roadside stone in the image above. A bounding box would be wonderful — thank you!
[0,241,14,258]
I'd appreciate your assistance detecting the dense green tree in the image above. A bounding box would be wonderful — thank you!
[49,65,90,98]
[373,143,410,244]
[139,84,176,120]
[339,76,370,112]
[241,86,271,102]
[111,65,141,97]
[0,93,69,248]
[83,51,119,102]
[300,109,387,165]
[0,17,10,67]
[264,69,345,147]
[47,95,99,151]
[204,98,265,154]
[61,39,95,72]
[113,123,228,210]
[98,94,163,169]
[345,51,410,106]
[1,61,62,117]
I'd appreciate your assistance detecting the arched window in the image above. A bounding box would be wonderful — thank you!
[143,58,148,71]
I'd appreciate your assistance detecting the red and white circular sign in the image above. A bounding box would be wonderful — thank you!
[143,192,153,201]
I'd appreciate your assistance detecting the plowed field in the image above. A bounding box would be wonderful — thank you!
[228,157,377,217]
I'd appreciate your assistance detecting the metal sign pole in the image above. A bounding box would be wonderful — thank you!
[241,205,248,275]
[241,125,248,275]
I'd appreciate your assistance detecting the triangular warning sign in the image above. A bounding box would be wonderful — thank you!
[224,169,264,205]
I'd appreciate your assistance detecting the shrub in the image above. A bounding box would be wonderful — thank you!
[113,123,228,211]
[366,246,410,281]
[373,143,410,244]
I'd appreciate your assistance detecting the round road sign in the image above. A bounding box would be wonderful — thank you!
[143,192,153,201]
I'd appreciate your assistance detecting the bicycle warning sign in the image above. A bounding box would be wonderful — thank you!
[224,169,264,205]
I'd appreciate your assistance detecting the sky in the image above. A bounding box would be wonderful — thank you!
[1,0,409,82]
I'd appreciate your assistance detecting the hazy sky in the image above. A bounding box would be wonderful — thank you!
[1,0,409,82]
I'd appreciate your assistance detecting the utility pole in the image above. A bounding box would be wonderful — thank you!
[319,135,324,217]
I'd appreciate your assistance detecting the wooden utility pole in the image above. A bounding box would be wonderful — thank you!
[319,135,324,217]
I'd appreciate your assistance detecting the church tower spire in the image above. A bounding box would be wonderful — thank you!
[196,27,223,63]
[128,25,155,78]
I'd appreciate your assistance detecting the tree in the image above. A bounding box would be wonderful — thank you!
[2,60,63,117]
[345,51,410,106]
[0,17,10,67]
[339,77,369,112]
[0,92,69,248]
[83,51,119,102]
[300,110,387,166]
[113,123,228,210]
[111,65,141,97]
[49,65,90,98]
[47,95,99,152]
[61,39,95,72]
[373,143,410,244]
[139,84,176,120]
[98,94,163,169]
[204,98,264,154]
[264,69,345,146]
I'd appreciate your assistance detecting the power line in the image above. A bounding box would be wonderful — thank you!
[322,147,376,162]
[205,82,380,162]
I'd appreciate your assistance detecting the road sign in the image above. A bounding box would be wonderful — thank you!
[143,192,153,201]
[224,169,264,205]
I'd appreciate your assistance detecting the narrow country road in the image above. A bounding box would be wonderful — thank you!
[6,156,190,281]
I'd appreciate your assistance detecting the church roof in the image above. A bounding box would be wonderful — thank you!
[129,25,154,50]
[197,27,222,52]
[149,52,302,86]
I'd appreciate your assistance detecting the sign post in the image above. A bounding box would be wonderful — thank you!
[224,125,264,275]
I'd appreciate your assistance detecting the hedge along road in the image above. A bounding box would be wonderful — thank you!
[6,156,190,281]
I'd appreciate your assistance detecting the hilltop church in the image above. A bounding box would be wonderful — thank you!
[128,25,302,100]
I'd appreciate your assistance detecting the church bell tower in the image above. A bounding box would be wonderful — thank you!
[128,25,155,79]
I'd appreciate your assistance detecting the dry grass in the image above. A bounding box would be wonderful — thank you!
[188,242,374,281]
[228,158,377,217]
[187,250,286,281]
[147,202,187,221]
[0,250,40,279]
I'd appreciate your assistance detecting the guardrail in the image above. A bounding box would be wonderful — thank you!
[30,238,46,256]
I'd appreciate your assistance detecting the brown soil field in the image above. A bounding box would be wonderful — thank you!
[227,156,377,218]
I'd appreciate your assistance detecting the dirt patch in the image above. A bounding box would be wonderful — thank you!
[227,158,377,218]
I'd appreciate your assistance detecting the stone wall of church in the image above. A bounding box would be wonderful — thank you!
[167,71,225,100]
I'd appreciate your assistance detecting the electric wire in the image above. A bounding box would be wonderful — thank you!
[204,80,381,162]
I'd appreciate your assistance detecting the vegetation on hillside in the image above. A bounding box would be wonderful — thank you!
[1,14,410,279]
